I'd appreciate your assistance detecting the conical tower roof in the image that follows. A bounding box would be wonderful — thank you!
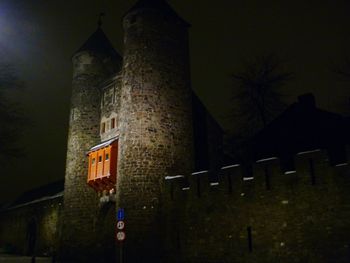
[75,27,122,62]
[125,0,190,26]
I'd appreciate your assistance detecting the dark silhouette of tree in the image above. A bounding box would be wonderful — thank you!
[230,54,292,135]
[227,54,292,162]
[0,64,25,163]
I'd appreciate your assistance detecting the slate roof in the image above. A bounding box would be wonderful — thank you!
[251,93,350,162]
[125,0,190,26]
[75,27,122,62]
[8,180,64,208]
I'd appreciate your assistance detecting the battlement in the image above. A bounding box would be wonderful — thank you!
[164,148,349,200]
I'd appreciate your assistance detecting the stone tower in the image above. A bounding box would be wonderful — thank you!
[117,0,194,261]
[59,26,121,262]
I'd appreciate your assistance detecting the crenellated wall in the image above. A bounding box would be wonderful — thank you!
[2,148,350,262]
[163,150,350,263]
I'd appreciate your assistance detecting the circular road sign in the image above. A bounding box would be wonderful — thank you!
[116,231,126,241]
[117,220,125,230]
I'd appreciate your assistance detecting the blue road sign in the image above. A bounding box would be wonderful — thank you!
[117,208,125,221]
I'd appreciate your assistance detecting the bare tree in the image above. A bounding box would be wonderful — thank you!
[230,54,292,136]
[226,54,292,162]
[0,64,25,163]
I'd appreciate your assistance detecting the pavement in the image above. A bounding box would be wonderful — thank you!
[0,254,53,262]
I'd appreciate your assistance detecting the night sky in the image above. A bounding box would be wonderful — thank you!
[1,0,350,203]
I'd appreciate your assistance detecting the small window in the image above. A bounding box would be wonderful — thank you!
[105,153,109,161]
[98,156,102,162]
[101,122,106,133]
[92,158,96,165]
[111,118,115,129]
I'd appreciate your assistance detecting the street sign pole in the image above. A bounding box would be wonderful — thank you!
[117,208,125,263]
[120,242,123,263]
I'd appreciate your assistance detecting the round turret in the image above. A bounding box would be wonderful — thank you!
[117,0,194,261]
[60,27,121,262]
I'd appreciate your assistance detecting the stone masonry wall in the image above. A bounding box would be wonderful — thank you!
[0,197,62,257]
[117,8,194,262]
[192,93,223,171]
[164,150,350,263]
[100,73,122,142]
[59,50,118,262]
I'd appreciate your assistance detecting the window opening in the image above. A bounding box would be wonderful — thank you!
[111,118,115,129]
[170,182,174,200]
[98,156,102,162]
[105,153,109,161]
[247,226,253,252]
[309,158,316,185]
[264,165,271,190]
[196,176,201,198]
[227,171,233,194]
[101,122,106,133]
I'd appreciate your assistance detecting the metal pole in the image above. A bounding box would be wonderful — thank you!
[120,242,123,263]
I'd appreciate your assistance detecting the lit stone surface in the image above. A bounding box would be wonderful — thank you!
[116,5,194,262]
[59,49,120,262]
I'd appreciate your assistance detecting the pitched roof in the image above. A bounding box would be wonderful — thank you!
[128,0,172,11]
[9,180,64,208]
[125,0,190,26]
[88,137,118,153]
[75,27,122,62]
[251,93,350,161]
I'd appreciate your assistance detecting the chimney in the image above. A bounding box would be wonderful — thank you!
[298,93,316,109]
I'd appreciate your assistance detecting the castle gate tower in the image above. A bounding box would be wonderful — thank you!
[59,26,121,262]
[117,0,194,261]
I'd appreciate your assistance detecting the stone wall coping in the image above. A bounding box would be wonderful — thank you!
[1,192,63,212]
